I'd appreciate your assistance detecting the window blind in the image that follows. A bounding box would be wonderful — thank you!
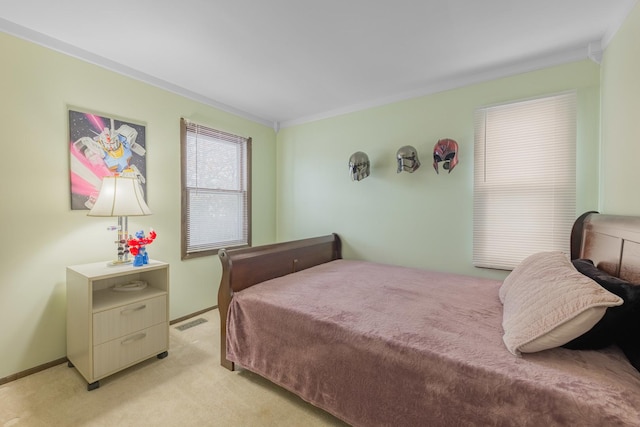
[181,119,250,258]
[473,92,577,270]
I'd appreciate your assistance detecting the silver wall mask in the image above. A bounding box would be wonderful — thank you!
[348,151,370,181]
[396,145,420,173]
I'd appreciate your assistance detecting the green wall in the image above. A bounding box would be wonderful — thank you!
[0,32,277,379]
[277,61,601,280]
[600,2,640,213]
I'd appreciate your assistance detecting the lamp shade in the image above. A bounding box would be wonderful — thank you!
[88,176,152,217]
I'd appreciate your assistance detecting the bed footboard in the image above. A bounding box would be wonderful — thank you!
[217,234,342,370]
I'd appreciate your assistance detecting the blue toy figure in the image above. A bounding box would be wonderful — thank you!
[133,245,148,267]
[127,229,157,267]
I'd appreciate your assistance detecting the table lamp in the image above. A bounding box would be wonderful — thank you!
[87,176,152,264]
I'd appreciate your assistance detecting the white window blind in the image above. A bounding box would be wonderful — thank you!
[473,92,577,270]
[181,119,251,258]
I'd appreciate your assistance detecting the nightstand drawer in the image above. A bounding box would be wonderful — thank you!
[93,322,167,379]
[93,295,166,345]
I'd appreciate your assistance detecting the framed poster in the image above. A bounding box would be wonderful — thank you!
[69,109,147,210]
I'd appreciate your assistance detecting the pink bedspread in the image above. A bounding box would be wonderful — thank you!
[226,260,640,426]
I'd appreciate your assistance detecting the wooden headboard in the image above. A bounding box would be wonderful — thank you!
[217,233,342,370]
[571,212,640,284]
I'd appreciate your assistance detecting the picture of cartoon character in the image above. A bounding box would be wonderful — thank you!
[69,110,147,210]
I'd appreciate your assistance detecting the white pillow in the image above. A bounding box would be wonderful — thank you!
[501,251,623,355]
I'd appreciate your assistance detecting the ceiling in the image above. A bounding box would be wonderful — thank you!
[0,1,637,129]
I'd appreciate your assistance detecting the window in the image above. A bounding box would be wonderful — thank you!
[473,92,577,270]
[181,118,251,259]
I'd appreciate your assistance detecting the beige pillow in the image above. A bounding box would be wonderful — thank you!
[501,251,623,355]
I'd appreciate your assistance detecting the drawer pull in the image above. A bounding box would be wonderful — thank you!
[120,304,147,315]
[121,333,147,345]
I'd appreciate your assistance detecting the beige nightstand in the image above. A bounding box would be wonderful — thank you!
[66,260,169,390]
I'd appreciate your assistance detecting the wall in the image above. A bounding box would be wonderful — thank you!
[0,32,277,379]
[277,61,601,281]
[600,1,640,213]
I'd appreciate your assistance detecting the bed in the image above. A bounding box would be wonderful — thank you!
[217,213,640,426]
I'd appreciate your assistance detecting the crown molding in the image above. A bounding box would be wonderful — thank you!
[279,44,589,129]
[0,18,276,129]
[4,0,636,133]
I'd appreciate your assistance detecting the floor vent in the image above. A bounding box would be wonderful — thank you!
[175,318,208,331]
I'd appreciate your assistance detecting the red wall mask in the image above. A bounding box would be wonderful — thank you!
[433,139,459,174]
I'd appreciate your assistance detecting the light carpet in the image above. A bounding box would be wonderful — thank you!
[0,309,348,426]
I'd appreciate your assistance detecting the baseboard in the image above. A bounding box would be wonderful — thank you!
[0,357,68,386]
[0,305,218,386]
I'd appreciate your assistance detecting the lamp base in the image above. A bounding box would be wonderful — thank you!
[106,215,131,267]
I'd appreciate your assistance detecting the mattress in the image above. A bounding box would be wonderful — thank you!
[226,259,640,426]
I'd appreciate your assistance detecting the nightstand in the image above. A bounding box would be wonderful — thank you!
[66,260,169,390]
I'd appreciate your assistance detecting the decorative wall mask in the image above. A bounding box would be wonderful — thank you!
[433,138,459,174]
[348,151,370,181]
[396,145,421,173]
